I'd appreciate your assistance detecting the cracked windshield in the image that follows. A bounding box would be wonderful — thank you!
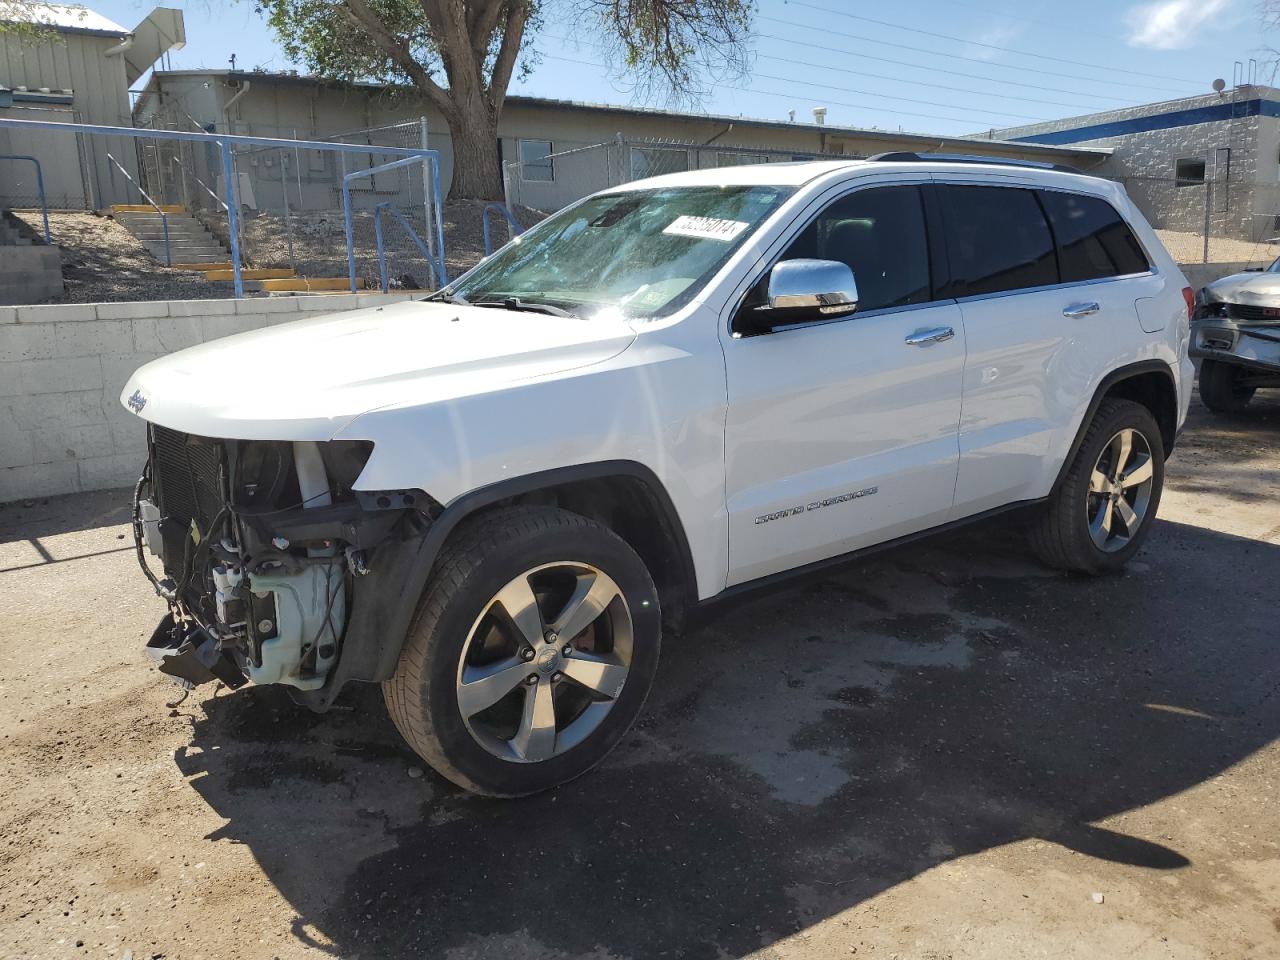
[446,184,794,317]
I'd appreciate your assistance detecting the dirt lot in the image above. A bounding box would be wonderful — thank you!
[12,202,540,305]
[1,396,1278,960]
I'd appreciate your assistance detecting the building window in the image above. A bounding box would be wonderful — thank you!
[518,139,554,182]
[630,147,689,180]
[1174,157,1206,187]
[716,152,770,167]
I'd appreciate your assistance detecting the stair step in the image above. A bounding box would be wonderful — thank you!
[205,268,296,281]
[258,277,365,292]
[112,203,185,214]
[172,261,232,271]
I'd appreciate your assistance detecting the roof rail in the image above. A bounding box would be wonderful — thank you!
[867,151,1083,175]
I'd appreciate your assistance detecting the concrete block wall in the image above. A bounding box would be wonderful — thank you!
[0,292,416,505]
[0,246,63,306]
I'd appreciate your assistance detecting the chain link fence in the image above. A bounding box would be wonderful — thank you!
[130,117,441,288]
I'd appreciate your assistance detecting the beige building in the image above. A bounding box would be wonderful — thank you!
[0,2,184,208]
[132,69,1109,213]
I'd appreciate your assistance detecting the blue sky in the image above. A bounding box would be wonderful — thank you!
[93,0,1276,136]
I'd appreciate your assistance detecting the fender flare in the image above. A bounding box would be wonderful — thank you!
[1050,359,1179,496]
[292,460,696,712]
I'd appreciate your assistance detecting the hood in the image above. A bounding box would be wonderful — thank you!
[1203,270,1280,303]
[121,299,636,440]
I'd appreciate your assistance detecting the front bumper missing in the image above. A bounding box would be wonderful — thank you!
[145,613,247,690]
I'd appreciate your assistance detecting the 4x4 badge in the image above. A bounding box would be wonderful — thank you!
[127,389,147,413]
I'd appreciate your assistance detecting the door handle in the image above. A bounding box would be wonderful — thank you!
[905,326,955,346]
[1063,301,1101,319]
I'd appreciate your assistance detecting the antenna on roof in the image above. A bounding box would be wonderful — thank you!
[1212,78,1226,94]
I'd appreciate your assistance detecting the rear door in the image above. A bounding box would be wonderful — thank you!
[936,181,1157,516]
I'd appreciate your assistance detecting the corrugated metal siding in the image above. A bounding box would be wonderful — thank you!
[0,31,136,207]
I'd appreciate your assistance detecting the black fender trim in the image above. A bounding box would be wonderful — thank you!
[291,460,696,712]
[1050,360,1179,497]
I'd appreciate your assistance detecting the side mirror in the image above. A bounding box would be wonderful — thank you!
[737,259,859,334]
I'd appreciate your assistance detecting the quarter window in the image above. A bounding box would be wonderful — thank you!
[936,185,1058,297]
[777,185,932,313]
[1038,190,1149,282]
[518,139,554,182]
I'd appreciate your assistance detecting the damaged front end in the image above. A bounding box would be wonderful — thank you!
[134,425,435,702]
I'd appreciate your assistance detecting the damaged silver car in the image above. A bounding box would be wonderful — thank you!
[1192,261,1280,412]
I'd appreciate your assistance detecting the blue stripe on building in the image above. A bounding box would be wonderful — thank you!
[1013,98,1280,145]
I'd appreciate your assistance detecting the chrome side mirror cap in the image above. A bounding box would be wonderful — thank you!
[767,259,859,315]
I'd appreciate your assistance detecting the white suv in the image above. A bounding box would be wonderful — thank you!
[122,155,1194,796]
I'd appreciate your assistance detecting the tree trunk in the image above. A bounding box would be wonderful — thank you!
[443,97,504,201]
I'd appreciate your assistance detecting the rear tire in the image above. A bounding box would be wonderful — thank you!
[383,505,661,797]
[1198,359,1255,413]
[1030,398,1164,575]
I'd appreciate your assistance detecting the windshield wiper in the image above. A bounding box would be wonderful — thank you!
[426,291,467,305]
[470,297,577,318]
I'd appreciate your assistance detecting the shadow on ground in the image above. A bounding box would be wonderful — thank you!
[173,513,1280,958]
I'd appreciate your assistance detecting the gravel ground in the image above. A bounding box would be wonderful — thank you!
[1154,228,1280,266]
[12,202,545,304]
[1,394,1278,960]
[11,211,229,304]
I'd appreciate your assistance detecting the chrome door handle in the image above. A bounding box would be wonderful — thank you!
[1063,302,1101,319]
[905,326,955,346]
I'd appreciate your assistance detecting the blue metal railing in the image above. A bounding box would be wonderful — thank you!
[0,155,51,243]
[481,202,523,256]
[342,155,448,293]
[0,118,445,299]
[372,201,445,293]
[106,151,171,267]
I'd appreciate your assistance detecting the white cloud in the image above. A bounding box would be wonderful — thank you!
[963,22,1025,62]
[1125,0,1233,50]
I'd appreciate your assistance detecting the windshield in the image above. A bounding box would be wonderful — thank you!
[443,184,794,318]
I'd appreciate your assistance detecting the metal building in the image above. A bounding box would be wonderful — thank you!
[0,2,185,208]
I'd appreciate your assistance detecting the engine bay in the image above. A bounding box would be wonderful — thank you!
[134,426,425,692]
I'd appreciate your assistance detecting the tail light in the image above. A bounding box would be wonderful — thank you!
[1181,286,1195,317]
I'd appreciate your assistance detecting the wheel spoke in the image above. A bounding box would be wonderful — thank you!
[1089,500,1113,548]
[457,657,531,718]
[1114,497,1139,532]
[1111,430,1133,476]
[493,575,545,647]
[1120,454,1153,488]
[1089,468,1111,494]
[551,572,620,643]
[511,678,557,761]
[561,651,628,700]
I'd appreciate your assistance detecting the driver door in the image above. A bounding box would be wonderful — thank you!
[719,182,966,586]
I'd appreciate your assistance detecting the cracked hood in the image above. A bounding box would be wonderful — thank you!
[121,299,636,440]
[1202,270,1280,303]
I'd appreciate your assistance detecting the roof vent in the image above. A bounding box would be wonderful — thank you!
[812,107,827,125]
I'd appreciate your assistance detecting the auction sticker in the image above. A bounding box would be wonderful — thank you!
[663,215,749,242]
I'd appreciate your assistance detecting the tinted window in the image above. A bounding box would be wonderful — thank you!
[937,185,1058,297]
[781,185,931,312]
[1038,190,1149,282]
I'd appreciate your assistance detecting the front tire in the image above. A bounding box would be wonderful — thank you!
[1030,398,1165,574]
[383,505,660,797]
[1198,359,1255,413]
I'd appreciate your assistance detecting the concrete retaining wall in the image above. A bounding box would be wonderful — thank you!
[0,292,415,505]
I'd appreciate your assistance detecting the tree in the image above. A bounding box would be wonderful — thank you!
[256,0,754,200]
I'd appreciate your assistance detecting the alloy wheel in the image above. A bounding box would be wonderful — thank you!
[1086,428,1155,553]
[455,562,633,763]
